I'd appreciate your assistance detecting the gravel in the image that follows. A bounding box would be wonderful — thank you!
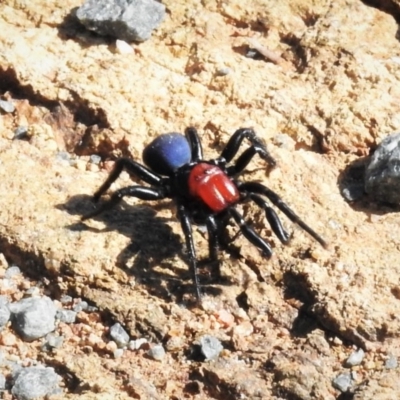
[11,366,61,400]
[332,372,352,392]
[345,348,365,367]
[0,373,5,390]
[385,355,398,369]
[109,322,130,348]
[365,132,400,204]
[76,0,165,42]
[0,99,15,113]
[147,344,165,361]
[199,335,223,361]
[12,126,29,140]
[73,300,88,312]
[0,296,10,329]
[4,266,21,278]
[9,297,57,341]
[56,309,77,324]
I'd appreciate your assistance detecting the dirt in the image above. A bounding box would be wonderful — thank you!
[1,0,400,398]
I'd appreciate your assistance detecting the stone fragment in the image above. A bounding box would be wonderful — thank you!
[4,266,21,278]
[385,355,398,369]
[9,297,56,341]
[0,100,15,113]
[147,344,165,361]
[345,348,365,367]
[199,335,223,361]
[0,297,10,329]
[76,0,165,42]
[11,366,61,400]
[110,322,130,348]
[56,309,77,324]
[365,132,400,204]
[332,372,352,392]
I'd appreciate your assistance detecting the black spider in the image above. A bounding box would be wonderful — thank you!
[82,127,327,301]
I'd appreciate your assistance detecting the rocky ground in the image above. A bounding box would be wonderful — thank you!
[1,0,400,399]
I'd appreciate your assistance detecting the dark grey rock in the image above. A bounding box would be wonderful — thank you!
[365,132,400,204]
[11,366,61,400]
[110,322,130,348]
[0,297,10,329]
[345,348,365,367]
[56,309,77,324]
[5,266,21,278]
[9,297,56,341]
[0,99,15,113]
[147,344,165,360]
[332,372,352,392]
[199,335,223,361]
[76,0,165,42]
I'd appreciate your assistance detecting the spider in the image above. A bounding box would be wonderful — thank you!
[82,127,327,301]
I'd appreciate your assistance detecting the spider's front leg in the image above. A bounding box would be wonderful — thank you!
[82,186,167,221]
[91,158,163,202]
[219,128,276,175]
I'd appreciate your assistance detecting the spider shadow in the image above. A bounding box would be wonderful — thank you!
[59,195,225,303]
[338,156,400,215]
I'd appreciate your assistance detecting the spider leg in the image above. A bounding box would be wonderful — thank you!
[82,186,167,220]
[249,193,290,244]
[229,207,273,257]
[91,158,163,202]
[205,216,219,261]
[238,181,327,248]
[176,202,202,301]
[219,128,276,168]
[205,215,221,279]
[185,127,203,161]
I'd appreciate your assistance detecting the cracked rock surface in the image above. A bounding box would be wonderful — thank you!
[1,0,400,398]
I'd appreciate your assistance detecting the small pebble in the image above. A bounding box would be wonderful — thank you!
[109,323,130,348]
[73,301,88,312]
[114,348,124,358]
[9,296,56,341]
[332,372,352,392]
[5,266,21,279]
[24,287,40,298]
[115,39,134,54]
[43,333,63,350]
[0,373,5,390]
[11,366,61,400]
[13,126,29,140]
[199,335,223,361]
[128,338,148,350]
[0,99,15,113]
[56,309,77,324]
[385,355,398,369]
[345,348,365,367]
[60,295,73,304]
[0,297,10,328]
[216,67,231,76]
[147,344,165,361]
[89,154,102,165]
